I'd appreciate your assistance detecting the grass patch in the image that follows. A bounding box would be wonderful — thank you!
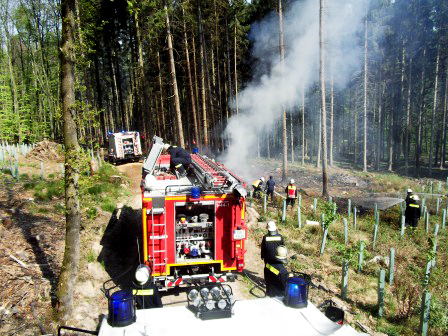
[86,251,96,263]
[37,207,50,214]
[54,203,65,213]
[249,180,448,335]
[33,180,64,201]
[101,198,116,213]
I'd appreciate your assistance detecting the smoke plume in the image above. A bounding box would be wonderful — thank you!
[221,0,366,181]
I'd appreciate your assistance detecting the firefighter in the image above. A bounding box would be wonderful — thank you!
[252,177,265,198]
[132,265,163,309]
[405,194,421,230]
[264,245,289,297]
[285,178,298,209]
[265,176,276,202]
[164,144,192,178]
[261,221,285,264]
[405,189,413,207]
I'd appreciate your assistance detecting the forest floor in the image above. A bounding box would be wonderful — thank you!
[0,149,446,335]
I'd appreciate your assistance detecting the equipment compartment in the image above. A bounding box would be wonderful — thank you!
[175,203,215,262]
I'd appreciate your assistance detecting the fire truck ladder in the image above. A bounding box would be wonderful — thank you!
[191,154,229,190]
[150,207,168,275]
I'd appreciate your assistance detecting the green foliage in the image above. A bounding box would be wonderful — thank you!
[86,207,98,219]
[86,250,96,263]
[32,180,64,201]
[88,184,106,195]
[100,198,116,213]
[37,207,50,214]
[322,201,337,229]
[430,297,448,330]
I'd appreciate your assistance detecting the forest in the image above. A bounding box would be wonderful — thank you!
[1,0,448,333]
[0,0,447,178]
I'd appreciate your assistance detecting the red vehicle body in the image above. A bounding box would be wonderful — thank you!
[141,137,247,290]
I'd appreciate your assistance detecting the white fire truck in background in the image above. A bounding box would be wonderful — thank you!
[107,131,142,164]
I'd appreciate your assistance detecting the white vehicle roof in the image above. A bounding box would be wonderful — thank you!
[98,298,367,336]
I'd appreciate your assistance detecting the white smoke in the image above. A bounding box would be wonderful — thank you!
[221,0,366,181]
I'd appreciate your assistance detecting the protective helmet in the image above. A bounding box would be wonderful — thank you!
[275,245,288,261]
[290,178,295,184]
[163,143,171,151]
[135,264,151,285]
[260,177,265,182]
[407,189,412,193]
[267,221,277,232]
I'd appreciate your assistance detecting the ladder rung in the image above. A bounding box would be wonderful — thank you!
[154,250,166,253]
[153,224,165,227]
[154,263,166,266]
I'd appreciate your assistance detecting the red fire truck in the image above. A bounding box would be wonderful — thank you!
[141,137,248,290]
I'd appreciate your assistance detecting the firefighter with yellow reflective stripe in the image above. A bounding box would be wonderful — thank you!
[405,194,421,230]
[285,178,298,209]
[264,245,289,297]
[132,265,163,309]
[252,177,265,198]
[261,221,285,264]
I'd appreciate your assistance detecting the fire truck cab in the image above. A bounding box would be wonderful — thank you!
[141,137,247,290]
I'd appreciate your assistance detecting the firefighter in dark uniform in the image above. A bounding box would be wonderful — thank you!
[132,265,163,309]
[405,189,413,207]
[405,194,421,230]
[164,144,192,178]
[264,245,290,297]
[265,176,276,202]
[261,221,285,264]
[252,177,265,198]
[285,178,298,210]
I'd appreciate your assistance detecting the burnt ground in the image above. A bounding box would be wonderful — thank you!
[0,154,444,334]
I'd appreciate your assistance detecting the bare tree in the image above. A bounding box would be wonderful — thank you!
[319,0,328,197]
[57,0,81,321]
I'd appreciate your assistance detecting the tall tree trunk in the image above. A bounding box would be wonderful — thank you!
[330,63,334,167]
[290,112,294,162]
[416,48,426,176]
[234,18,239,118]
[2,15,20,141]
[317,110,322,169]
[278,0,287,181]
[301,80,305,165]
[405,57,412,175]
[57,0,81,321]
[182,6,199,145]
[157,51,166,138]
[198,3,209,147]
[363,1,368,172]
[376,80,385,170]
[440,65,448,169]
[165,2,184,147]
[429,47,439,177]
[192,35,201,145]
[225,14,233,117]
[134,5,150,139]
[387,105,393,171]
